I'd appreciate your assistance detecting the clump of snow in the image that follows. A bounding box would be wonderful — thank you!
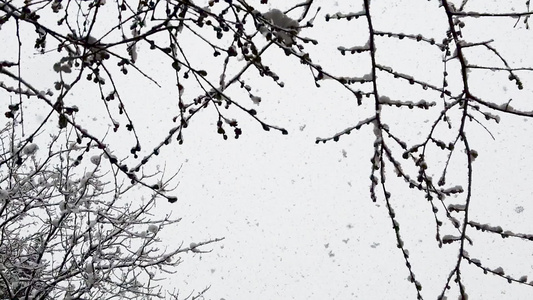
[491,225,503,233]
[261,9,300,45]
[441,185,463,194]
[147,224,158,233]
[90,155,101,165]
[338,39,370,53]
[23,143,39,155]
[325,10,366,21]
[493,267,505,275]
[502,230,514,236]
[59,200,68,212]
[484,111,500,123]
[448,203,466,212]
[250,95,261,105]
[190,242,201,253]
[128,43,138,62]
[442,235,461,244]
[85,260,94,274]
[469,149,478,161]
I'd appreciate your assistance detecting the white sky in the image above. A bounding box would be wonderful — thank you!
[1,0,533,299]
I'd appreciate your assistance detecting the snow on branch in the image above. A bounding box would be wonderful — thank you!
[260,9,301,46]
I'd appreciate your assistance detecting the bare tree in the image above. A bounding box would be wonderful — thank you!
[314,1,533,299]
[1,0,533,299]
[1,0,308,298]
[0,119,222,299]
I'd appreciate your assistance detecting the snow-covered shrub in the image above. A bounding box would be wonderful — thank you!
[0,122,220,299]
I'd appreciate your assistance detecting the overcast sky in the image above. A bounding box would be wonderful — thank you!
[2,0,533,299]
